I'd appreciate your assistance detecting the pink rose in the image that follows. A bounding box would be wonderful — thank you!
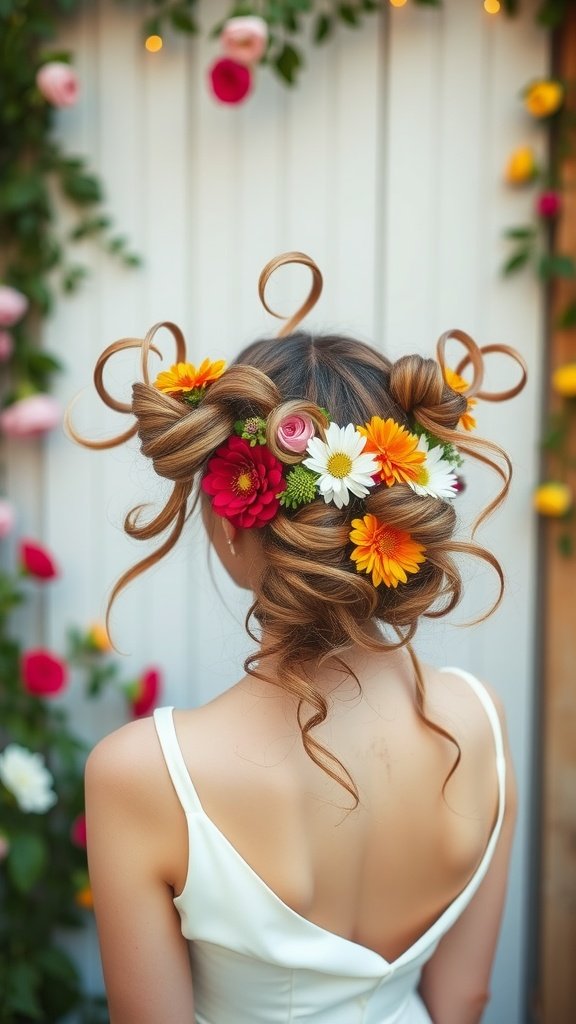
[536,190,562,219]
[209,58,252,105]
[0,394,62,438]
[36,61,79,108]
[0,331,14,361]
[277,413,316,454]
[221,16,268,65]
[0,499,16,539]
[0,286,28,327]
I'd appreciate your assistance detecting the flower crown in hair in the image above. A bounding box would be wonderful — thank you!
[151,253,527,591]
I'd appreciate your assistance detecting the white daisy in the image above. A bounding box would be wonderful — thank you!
[302,422,379,509]
[409,436,458,499]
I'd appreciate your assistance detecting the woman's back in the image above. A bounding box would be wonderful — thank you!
[156,650,503,964]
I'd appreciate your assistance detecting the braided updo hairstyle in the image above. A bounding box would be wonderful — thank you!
[68,253,527,805]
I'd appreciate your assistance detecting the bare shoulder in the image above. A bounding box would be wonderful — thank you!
[85,716,169,812]
[423,665,507,736]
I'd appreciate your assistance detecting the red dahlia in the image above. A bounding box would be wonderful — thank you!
[201,435,285,529]
[209,58,252,105]
[20,539,59,580]
[21,649,68,696]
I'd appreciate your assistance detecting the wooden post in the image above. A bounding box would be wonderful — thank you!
[537,12,576,1023]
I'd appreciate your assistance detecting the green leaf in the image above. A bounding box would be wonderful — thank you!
[7,833,47,893]
[558,531,573,557]
[536,0,568,29]
[62,264,89,293]
[539,253,576,280]
[503,226,537,240]
[556,300,576,329]
[170,8,198,32]
[5,961,43,1019]
[123,252,143,268]
[70,214,111,240]
[61,172,103,205]
[36,945,79,984]
[274,43,302,85]
[313,13,333,43]
[338,4,360,26]
[502,248,531,276]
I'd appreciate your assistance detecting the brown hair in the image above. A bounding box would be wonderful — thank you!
[67,256,527,807]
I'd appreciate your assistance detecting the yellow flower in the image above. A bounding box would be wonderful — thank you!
[357,417,424,487]
[75,885,94,910]
[504,146,537,186]
[533,482,572,517]
[87,622,112,653]
[154,359,226,397]
[349,513,426,589]
[443,367,477,431]
[524,80,564,119]
[552,364,576,398]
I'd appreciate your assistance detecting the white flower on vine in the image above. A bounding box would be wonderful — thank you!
[0,743,57,813]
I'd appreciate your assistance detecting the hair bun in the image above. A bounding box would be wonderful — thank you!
[389,354,465,429]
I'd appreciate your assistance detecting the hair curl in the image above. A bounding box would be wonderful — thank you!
[68,293,527,808]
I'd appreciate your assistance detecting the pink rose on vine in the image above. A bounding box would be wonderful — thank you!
[36,61,79,108]
[221,16,268,65]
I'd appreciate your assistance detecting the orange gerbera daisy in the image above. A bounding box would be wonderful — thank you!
[444,367,477,431]
[154,358,226,404]
[357,417,425,487]
[349,514,426,589]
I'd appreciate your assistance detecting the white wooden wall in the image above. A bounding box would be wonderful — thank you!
[14,0,547,1018]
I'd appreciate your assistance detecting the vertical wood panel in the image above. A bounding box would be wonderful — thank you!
[537,13,576,1022]
[32,1,548,1017]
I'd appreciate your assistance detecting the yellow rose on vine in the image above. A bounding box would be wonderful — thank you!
[524,80,564,118]
[505,146,537,185]
[533,482,572,517]
[552,364,576,398]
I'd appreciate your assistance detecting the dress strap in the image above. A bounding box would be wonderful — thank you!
[153,706,203,815]
[440,667,506,808]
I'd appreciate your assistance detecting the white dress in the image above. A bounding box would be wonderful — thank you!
[153,668,506,1024]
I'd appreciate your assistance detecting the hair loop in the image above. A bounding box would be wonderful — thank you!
[454,343,528,402]
[436,329,485,397]
[258,252,323,337]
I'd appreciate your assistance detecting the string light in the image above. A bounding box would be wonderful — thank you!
[145,34,163,53]
[484,0,501,12]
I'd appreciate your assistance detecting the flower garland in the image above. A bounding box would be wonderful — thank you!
[155,359,463,589]
[501,69,576,551]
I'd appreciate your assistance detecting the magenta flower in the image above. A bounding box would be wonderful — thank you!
[71,813,87,848]
[277,413,316,454]
[36,61,79,108]
[0,394,61,438]
[221,16,268,65]
[536,190,562,219]
[202,435,285,528]
[209,58,252,105]
[21,649,68,696]
[0,286,28,327]
[19,539,59,581]
[129,668,162,718]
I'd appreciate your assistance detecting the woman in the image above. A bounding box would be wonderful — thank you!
[77,253,524,1024]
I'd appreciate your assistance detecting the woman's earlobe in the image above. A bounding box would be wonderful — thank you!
[221,518,237,557]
